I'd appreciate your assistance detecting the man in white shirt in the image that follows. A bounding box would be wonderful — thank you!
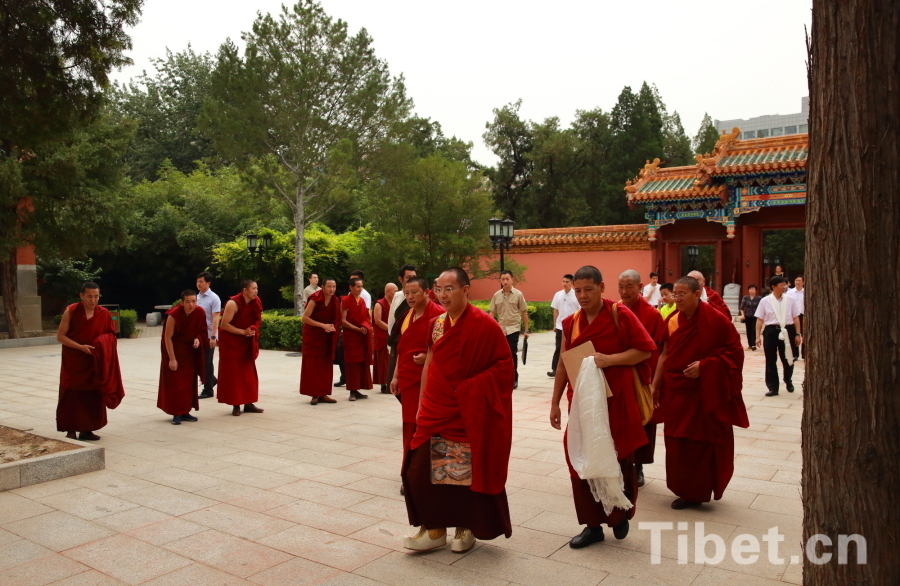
[301,273,321,307]
[786,276,805,360]
[754,276,803,396]
[641,272,662,307]
[196,272,221,399]
[547,274,577,377]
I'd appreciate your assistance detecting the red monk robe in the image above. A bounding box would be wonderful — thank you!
[403,303,515,540]
[372,297,390,385]
[300,290,341,397]
[395,300,444,459]
[57,304,125,432]
[628,296,665,465]
[561,300,656,528]
[704,286,732,319]
[342,294,373,392]
[659,302,749,503]
[157,305,207,416]
[218,293,262,406]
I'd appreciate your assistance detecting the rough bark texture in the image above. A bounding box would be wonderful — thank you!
[804,1,900,584]
[0,249,24,338]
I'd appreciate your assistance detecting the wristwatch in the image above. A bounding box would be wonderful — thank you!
[210,336,217,339]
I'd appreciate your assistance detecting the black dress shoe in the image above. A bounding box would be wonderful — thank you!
[786,385,795,393]
[380,385,390,394]
[612,519,629,540]
[636,467,645,488]
[671,498,701,510]
[353,391,368,399]
[334,380,346,387]
[198,391,214,399]
[569,526,604,549]
[765,390,779,397]
[547,371,556,378]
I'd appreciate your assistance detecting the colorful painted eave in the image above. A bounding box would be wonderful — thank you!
[625,131,808,203]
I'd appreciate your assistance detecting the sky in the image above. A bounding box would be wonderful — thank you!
[113,0,813,167]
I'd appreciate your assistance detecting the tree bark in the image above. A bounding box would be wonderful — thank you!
[0,248,24,338]
[804,1,900,584]
[293,198,306,317]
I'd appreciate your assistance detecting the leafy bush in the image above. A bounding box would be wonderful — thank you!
[263,308,295,317]
[120,310,138,338]
[469,300,554,332]
[259,314,303,351]
[53,314,63,326]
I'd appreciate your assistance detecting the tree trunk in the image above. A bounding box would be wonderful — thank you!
[0,248,24,338]
[803,1,900,584]
[293,199,306,317]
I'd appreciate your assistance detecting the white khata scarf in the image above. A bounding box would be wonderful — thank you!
[566,357,633,515]
[700,287,708,302]
[771,294,788,340]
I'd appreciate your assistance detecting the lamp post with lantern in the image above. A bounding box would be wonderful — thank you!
[488,217,515,273]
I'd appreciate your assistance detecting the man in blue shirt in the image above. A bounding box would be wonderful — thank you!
[195,271,221,399]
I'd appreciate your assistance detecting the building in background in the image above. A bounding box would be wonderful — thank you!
[716,97,808,140]
[0,246,43,332]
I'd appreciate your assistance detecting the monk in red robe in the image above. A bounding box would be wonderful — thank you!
[390,277,444,461]
[618,269,665,487]
[218,279,264,416]
[56,282,125,440]
[300,277,341,405]
[549,265,654,549]
[373,283,396,393]
[341,277,373,401]
[401,268,515,554]
[687,270,732,319]
[652,276,749,509]
[157,290,207,424]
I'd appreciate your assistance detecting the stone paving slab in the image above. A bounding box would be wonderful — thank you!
[0,324,805,585]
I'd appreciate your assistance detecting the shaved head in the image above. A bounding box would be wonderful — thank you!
[619,269,640,283]
[687,270,706,286]
[384,282,398,294]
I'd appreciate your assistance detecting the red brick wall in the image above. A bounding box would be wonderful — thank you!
[470,249,655,302]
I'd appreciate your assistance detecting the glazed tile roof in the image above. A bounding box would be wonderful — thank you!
[511,224,651,251]
[625,131,808,203]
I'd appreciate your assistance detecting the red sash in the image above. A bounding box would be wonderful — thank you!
[342,294,372,364]
[60,303,124,409]
[412,304,515,494]
[302,290,341,359]
[396,301,444,422]
[660,302,749,442]
[561,299,655,459]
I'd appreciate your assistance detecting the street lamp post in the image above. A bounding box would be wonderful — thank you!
[687,245,699,271]
[488,217,515,273]
[246,233,272,257]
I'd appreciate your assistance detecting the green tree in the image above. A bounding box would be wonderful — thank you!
[111,46,216,181]
[603,83,664,224]
[0,0,142,337]
[352,155,494,291]
[652,86,693,167]
[692,112,720,155]
[201,0,410,315]
[91,162,291,312]
[523,117,583,228]
[212,224,365,305]
[570,107,614,226]
[483,100,533,223]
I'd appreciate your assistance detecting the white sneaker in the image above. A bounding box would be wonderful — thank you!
[451,527,476,553]
[402,527,447,551]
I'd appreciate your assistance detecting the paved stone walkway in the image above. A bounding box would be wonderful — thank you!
[0,326,804,585]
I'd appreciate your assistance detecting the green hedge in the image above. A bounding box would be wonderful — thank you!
[259,314,303,351]
[262,308,296,317]
[120,310,137,338]
[470,300,554,332]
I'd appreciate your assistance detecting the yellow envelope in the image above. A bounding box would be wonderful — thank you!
[561,341,613,398]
